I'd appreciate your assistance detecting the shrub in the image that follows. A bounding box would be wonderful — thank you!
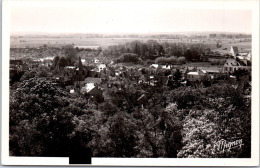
[177,57,186,64]
[116,53,139,63]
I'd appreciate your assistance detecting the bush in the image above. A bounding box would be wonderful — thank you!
[116,53,139,63]
[155,56,178,65]
[58,56,68,68]
[155,57,168,64]
[177,57,186,64]
[168,56,178,64]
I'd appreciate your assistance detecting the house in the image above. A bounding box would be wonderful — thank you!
[85,77,102,85]
[77,77,101,89]
[94,58,99,64]
[238,50,251,61]
[186,69,206,82]
[187,72,200,81]
[150,64,159,68]
[161,65,171,69]
[205,69,219,79]
[230,46,239,57]
[81,59,87,65]
[81,83,95,93]
[247,52,251,60]
[43,57,54,65]
[223,58,251,73]
[182,67,197,79]
[97,64,106,72]
[88,70,101,78]
[81,83,103,103]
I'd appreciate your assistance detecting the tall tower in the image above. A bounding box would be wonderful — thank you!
[78,56,83,72]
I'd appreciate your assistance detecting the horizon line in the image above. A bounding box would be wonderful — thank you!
[10,31,252,35]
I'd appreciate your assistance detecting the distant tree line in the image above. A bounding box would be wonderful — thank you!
[102,40,211,63]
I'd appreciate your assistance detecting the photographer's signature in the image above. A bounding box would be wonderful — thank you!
[214,139,243,152]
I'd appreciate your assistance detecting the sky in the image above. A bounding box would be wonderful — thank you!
[9,0,252,34]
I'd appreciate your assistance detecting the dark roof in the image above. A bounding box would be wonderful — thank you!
[236,58,248,66]
[10,60,23,65]
[225,59,241,66]
[88,87,103,96]
[85,77,101,84]
[231,46,239,54]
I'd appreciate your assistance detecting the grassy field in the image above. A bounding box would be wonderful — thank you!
[11,37,185,48]
[10,36,251,51]
[11,37,141,48]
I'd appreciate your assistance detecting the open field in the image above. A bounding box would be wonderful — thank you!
[10,36,251,51]
[11,37,146,48]
[212,41,251,54]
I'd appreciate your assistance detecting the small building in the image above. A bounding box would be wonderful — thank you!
[94,58,99,64]
[205,69,219,79]
[186,69,206,82]
[238,50,251,61]
[81,83,103,103]
[150,64,159,68]
[187,72,200,81]
[223,58,251,73]
[88,70,101,78]
[98,64,106,72]
[161,65,171,69]
[85,77,102,85]
[70,89,75,94]
[82,83,95,93]
[81,59,87,65]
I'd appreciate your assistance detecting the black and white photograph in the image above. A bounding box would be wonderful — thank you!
[1,0,259,166]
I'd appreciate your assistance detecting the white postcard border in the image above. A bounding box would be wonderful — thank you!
[1,0,259,166]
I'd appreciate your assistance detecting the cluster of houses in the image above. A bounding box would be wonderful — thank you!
[55,59,220,102]
[10,45,251,103]
[10,57,55,81]
[223,46,252,73]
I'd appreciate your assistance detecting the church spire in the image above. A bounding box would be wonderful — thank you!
[78,56,83,72]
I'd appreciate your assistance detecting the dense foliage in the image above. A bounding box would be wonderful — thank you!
[116,53,139,63]
[102,40,210,62]
[10,78,95,156]
[10,74,251,158]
